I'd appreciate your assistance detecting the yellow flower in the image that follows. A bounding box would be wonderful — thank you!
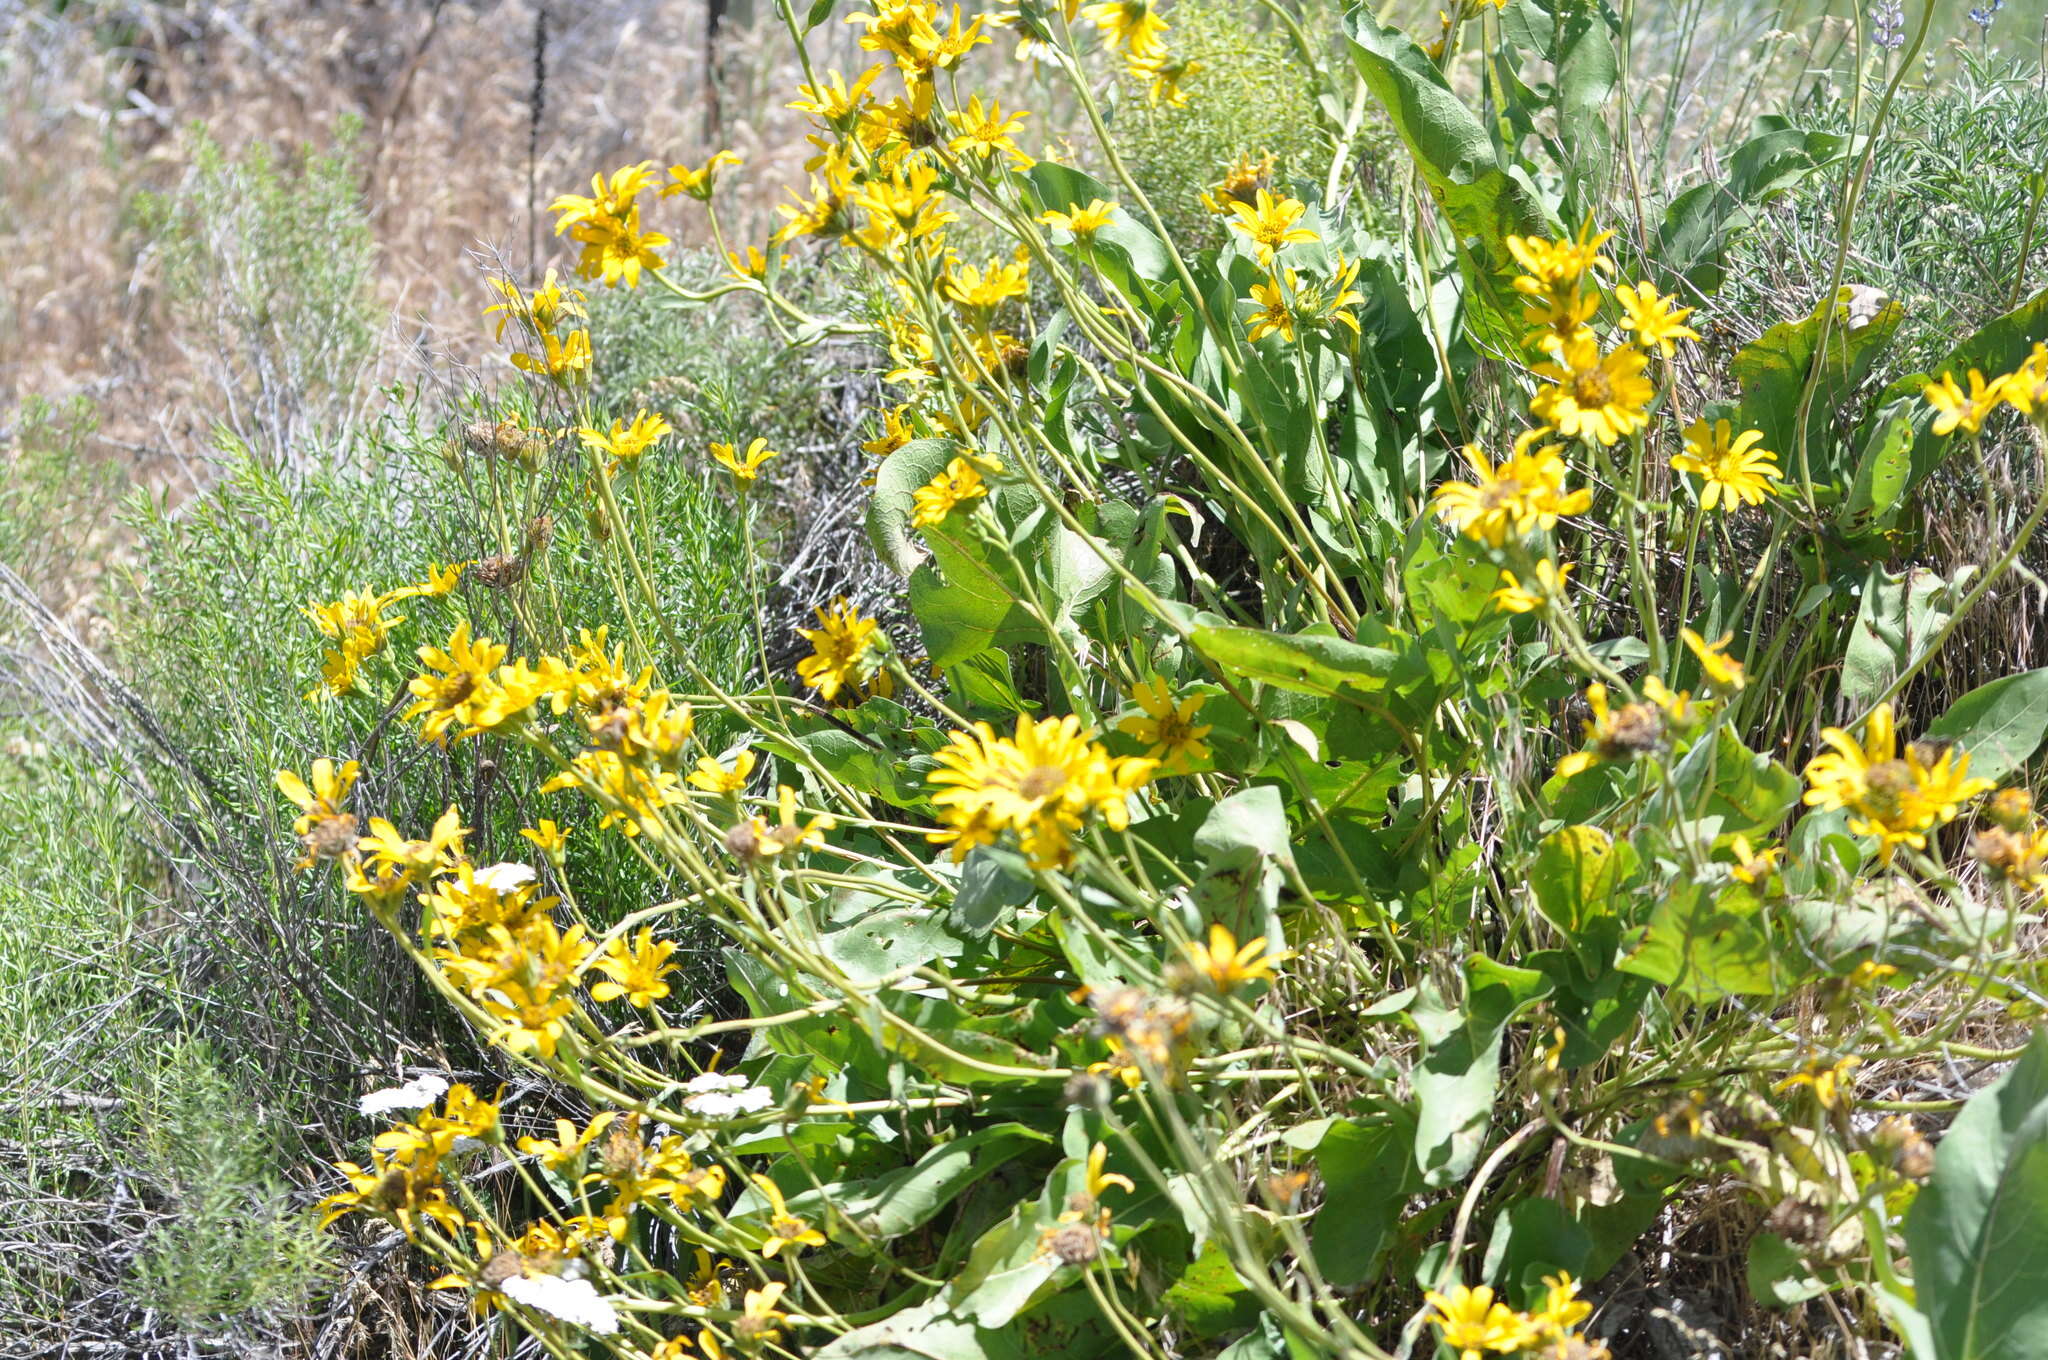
[1423,1284,1543,1360]
[510,327,593,385]
[317,1148,468,1240]
[710,438,779,485]
[949,96,1033,166]
[2000,343,2048,418]
[276,759,362,866]
[550,163,658,231]
[911,456,991,527]
[1530,336,1654,446]
[748,1174,826,1257]
[689,748,757,794]
[941,257,1031,315]
[791,65,884,124]
[733,1280,790,1351]
[1847,958,1899,988]
[589,927,679,1007]
[1505,222,1615,287]
[484,268,585,341]
[520,819,572,861]
[1727,834,1780,885]
[1614,281,1699,357]
[1130,50,1201,107]
[1081,1140,1135,1200]
[566,204,670,288]
[1246,273,1298,343]
[1554,683,1663,779]
[1117,676,1212,774]
[578,410,673,474]
[1680,628,1745,692]
[1432,431,1593,546]
[1531,1273,1593,1339]
[1199,151,1276,216]
[1182,923,1287,993]
[1080,0,1168,57]
[795,598,891,702]
[1489,559,1572,614]
[662,149,743,201]
[1225,188,1318,265]
[1775,1054,1861,1111]
[726,245,784,280]
[357,805,469,882]
[927,715,1155,869]
[404,621,509,743]
[1925,369,2007,436]
[1803,703,1993,861]
[518,1112,617,1168]
[1672,419,1780,511]
[1040,198,1117,241]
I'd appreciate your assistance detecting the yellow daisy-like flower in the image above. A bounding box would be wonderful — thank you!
[1924,369,2008,436]
[510,327,593,386]
[1775,1054,1861,1111]
[484,268,585,341]
[1225,189,1318,265]
[1080,0,1168,57]
[1116,676,1213,774]
[791,64,884,124]
[1432,431,1593,546]
[1727,834,1781,885]
[1423,1284,1543,1360]
[1246,273,1298,343]
[1039,198,1118,241]
[520,819,572,862]
[927,715,1155,869]
[710,437,779,485]
[404,621,509,743]
[1554,682,1664,779]
[662,149,743,201]
[588,927,679,1008]
[749,1174,827,1258]
[1802,703,1994,861]
[911,456,991,528]
[948,96,1033,166]
[1672,419,1780,511]
[1530,336,1654,446]
[578,410,673,473]
[276,759,362,866]
[795,598,891,703]
[1182,923,1287,993]
[1679,628,1745,692]
[1614,281,1700,357]
[689,749,757,794]
[1506,222,1615,288]
[1531,1273,1593,1340]
[1130,50,1201,107]
[1490,559,1573,614]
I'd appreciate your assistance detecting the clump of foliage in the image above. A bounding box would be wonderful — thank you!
[37,3,2048,1360]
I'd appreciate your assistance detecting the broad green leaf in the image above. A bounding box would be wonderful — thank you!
[1747,1231,1832,1307]
[1925,669,2048,787]
[1284,1114,1417,1286]
[868,437,961,576]
[1620,881,1784,1001]
[820,903,967,985]
[1841,564,1972,709]
[1412,959,1552,1187]
[1191,785,1296,947]
[949,1204,1063,1328]
[1839,406,1917,535]
[1904,1030,2048,1360]
[1190,624,1397,696]
[1345,9,1552,264]
[786,1124,1053,1243]
[1550,0,1618,219]
[1481,1197,1594,1296]
[951,847,1034,938]
[1163,1241,1263,1339]
[1655,122,1845,294]
[1529,825,1637,935]
[1650,727,1802,841]
[1732,285,1903,486]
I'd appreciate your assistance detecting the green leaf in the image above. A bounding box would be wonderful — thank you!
[951,848,1034,938]
[1481,1197,1594,1295]
[1904,1030,2048,1360]
[803,0,836,31]
[1926,670,2048,788]
[1164,1241,1264,1339]
[1285,1114,1417,1286]
[1655,123,1844,294]
[1528,825,1638,936]
[867,438,961,576]
[1191,785,1297,948]
[791,1125,1054,1243]
[1620,880,1784,1002]
[1549,1,1618,219]
[948,1204,1064,1328]
[1839,407,1917,535]
[1411,959,1552,1187]
[1190,624,1397,696]
[1344,9,1552,264]
[1841,565,1972,710]
[1732,285,1903,486]
[1747,1231,1832,1307]
[1649,727,1802,841]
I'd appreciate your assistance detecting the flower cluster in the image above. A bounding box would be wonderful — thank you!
[301,562,463,699]
[927,714,1156,868]
[1924,342,2048,435]
[1802,702,1993,862]
[1424,1275,1603,1360]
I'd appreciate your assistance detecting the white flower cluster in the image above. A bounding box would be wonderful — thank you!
[474,861,538,893]
[682,1071,775,1118]
[501,1273,620,1333]
[358,1072,448,1117]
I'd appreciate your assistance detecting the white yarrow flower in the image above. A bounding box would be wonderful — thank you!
[684,1072,749,1094]
[500,1274,620,1334]
[358,1073,449,1117]
[474,861,538,893]
[683,1083,776,1118]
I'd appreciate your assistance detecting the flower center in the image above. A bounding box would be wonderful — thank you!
[1017,765,1068,800]
[1572,368,1614,406]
